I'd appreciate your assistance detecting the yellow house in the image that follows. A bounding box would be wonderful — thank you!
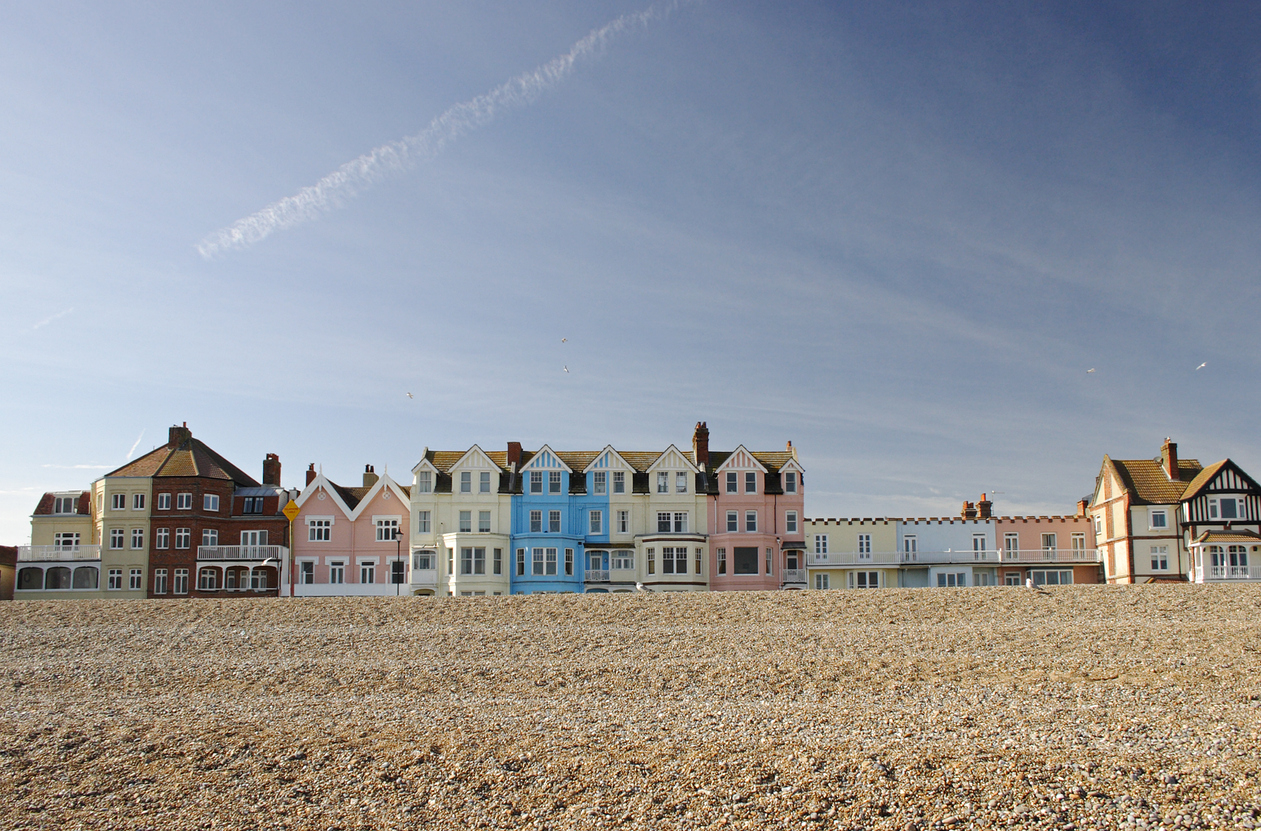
[804,518,899,590]
[16,491,102,596]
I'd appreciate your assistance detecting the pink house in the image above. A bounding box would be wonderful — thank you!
[987,496,1102,586]
[704,433,806,591]
[288,464,411,596]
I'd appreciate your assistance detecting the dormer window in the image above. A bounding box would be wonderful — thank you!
[612,472,625,494]
[460,472,471,493]
[53,496,77,514]
[549,471,562,494]
[745,472,757,494]
[593,471,607,495]
[784,472,798,494]
[480,471,491,493]
[416,471,432,493]
[657,472,669,494]
[676,472,688,493]
[725,472,737,493]
[530,471,543,493]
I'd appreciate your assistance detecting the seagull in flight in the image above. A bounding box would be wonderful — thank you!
[406,392,414,398]
[1195,362,1207,370]
[563,366,569,373]
[561,337,567,343]
[1086,368,1095,373]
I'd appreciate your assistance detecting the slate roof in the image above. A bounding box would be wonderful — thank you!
[1105,456,1203,505]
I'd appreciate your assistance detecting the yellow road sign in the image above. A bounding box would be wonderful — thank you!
[282,500,301,521]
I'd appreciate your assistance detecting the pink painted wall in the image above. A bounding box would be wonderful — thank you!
[707,473,805,591]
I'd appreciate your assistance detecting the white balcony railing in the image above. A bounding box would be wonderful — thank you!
[781,568,807,584]
[197,545,287,561]
[1000,548,1101,564]
[17,544,101,562]
[410,568,438,587]
[807,549,1099,567]
[1190,553,1261,583]
[585,569,610,582]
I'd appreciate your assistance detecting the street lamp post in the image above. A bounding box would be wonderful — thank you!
[393,527,403,596]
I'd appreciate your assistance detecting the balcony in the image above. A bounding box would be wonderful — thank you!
[585,569,610,582]
[410,568,438,587]
[1000,548,1101,564]
[197,545,287,561]
[17,544,101,562]
[781,568,807,585]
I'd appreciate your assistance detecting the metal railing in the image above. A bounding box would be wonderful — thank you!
[808,548,1101,567]
[17,544,101,562]
[196,545,287,561]
[585,569,610,582]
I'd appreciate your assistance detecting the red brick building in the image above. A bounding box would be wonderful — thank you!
[114,424,293,598]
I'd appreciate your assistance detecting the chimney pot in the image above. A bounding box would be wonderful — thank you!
[168,423,192,447]
[961,501,977,519]
[362,465,379,489]
[306,464,317,486]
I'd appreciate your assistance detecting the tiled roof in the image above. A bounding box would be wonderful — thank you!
[1107,456,1202,505]
[1180,460,1260,502]
[105,435,258,487]
[619,451,665,471]
[31,491,91,516]
[1192,530,1261,545]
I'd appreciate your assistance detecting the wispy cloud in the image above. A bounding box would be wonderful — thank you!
[197,1,689,258]
[126,430,145,461]
[41,464,110,470]
[31,307,73,330]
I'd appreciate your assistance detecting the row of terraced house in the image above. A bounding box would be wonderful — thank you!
[8,424,1261,600]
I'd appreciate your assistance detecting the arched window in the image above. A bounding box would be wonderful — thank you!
[17,567,43,590]
[72,566,98,589]
[45,567,72,590]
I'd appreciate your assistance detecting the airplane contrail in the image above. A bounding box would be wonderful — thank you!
[126,430,145,461]
[31,308,74,330]
[197,1,689,259]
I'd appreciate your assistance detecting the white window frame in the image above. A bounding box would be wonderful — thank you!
[111,493,126,511]
[657,511,672,533]
[460,471,472,493]
[479,471,492,494]
[109,528,124,549]
[530,510,542,533]
[745,511,757,532]
[176,493,192,510]
[673,512,688,534]
[298,560,315,584]
[857,533,871,558]
[814,572,829,590]
[204,493,220,512]
[593,471,607,495]
[530,472,543,494]
[613,471,625,494]
[549,471,562,494]
[108,569,123,590]
[549,510,561,533]
[375,517,401,542]
[132,493,146,510]
[617,510,629,534]
[153,568,168,594]
[329,562,346,584]
[784,472,798,494]
[416,471,433,493]
[202,528,218,547]
[785,511,798,534]
[1149,508,1168,529]
[155,528,169,549]
[589,510,603,535]
[1004,533,1019,558]
[416,511,431,533]
[157,493,171,511]
[727,511,738,532]
[814,534,828,555]
[360,562,376,584]
[745,472,757,494]
[458,510,472,533]
[903,535,918,556]
[308,517,333,542]
[612,550,634,570]
[479,510,492,533]
[1150,545,1169,571]
[725,472,737,493]
[657,472,669,494]
[175,528,190,549]
[676,472,688,494]
[173,568,189,594]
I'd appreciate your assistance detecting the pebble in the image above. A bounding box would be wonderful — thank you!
[1,585,1260,829]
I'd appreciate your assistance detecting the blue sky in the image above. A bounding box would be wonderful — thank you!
[3,0,1259,544]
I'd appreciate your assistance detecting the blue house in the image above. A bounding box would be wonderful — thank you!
[510,446,587,594]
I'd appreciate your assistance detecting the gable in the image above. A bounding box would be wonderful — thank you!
[520,446,571,473]
[584,446,635,473]
[450,445,501,472]
[646,445,698,473]
[714,446,767,473]
[296,475,355,519]
[1182,460,1261,502]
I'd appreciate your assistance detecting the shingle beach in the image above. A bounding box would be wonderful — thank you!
[3,586,1260,830]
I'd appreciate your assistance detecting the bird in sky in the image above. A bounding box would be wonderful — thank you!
[563,366,569,373]
[561,337,567,343]
[1087,368,1095,373]
[406,392,414,398]
[1196,362,1207,370]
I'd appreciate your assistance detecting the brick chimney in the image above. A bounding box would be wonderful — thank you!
[1161,438,1178,480]
[1076,498,1089,518]
[306,464,317,486]
[507,442,522,468]
[692,422,710,467]
[168,422,192,447]
[976,493,992,519]
[262,453,281,486]
[961,501,977,519]
[362,464,378,489]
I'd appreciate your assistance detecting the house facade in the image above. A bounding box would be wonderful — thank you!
[1091,439,1202,583]
[289,464,412,596]
[1178,460,1261,583]
[803,517,898,590]
[15,490,107,598]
